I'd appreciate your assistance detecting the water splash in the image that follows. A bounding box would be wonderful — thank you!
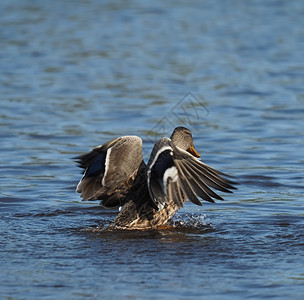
[81,213,213,233]
[172,213,212,229]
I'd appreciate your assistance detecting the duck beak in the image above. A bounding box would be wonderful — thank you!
[187,146,200,158]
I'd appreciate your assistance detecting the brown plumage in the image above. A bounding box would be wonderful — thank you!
[75,127,237,230]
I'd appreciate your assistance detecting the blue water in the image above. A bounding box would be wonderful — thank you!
[1,0,304,299]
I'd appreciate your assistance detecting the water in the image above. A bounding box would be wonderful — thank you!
[1,0,304,299]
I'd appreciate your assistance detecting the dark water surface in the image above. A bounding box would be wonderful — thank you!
[1,0,304,299]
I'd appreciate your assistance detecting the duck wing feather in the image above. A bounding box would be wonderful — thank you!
[147,138,236,210]
[75,136,143,207]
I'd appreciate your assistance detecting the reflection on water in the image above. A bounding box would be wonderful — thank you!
[1,0,304,299]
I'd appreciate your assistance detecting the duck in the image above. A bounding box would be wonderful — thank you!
[75,126,236,230]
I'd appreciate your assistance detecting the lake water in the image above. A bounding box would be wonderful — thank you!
[1,0,304,299]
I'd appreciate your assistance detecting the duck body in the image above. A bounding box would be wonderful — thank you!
[75,127,236,230]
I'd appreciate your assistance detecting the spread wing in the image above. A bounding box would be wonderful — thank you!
[75,136,143,207]
[147,138,236,210]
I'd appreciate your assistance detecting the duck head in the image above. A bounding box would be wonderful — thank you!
[170,126,200,158]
